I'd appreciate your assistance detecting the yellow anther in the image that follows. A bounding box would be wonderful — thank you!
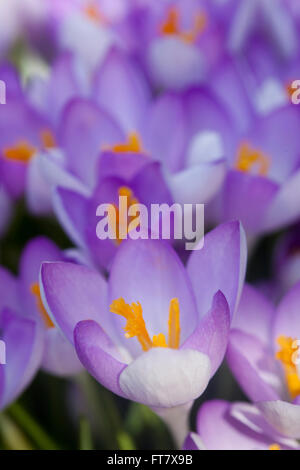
[168,298,181,349]
[3,141,36,163]
[235,142,270,176]
[160,7,206,44]
[153,333,168,348]
[110,298,152,351]
[112,132,143,154]
[276,335,300,400]
[41,129,56,149]
[109,186,140,245]
[269,443,281,450]
[111,297,181,352]
[83,2,104,23]
[30,282,55,329]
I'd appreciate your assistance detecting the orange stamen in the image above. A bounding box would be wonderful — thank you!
[276,335,300,400]
[110,297,181,352]
[30,282,55,329]
[110,298,153,351]
[269,444,281,450]
[160,7,206,44]
[111,132,143,154]
[3,141,36,163]
[168,298,181,349]
[41,129,56,149]
[235,142,270,176]
[83,3,103,23]
[109,186,140,245]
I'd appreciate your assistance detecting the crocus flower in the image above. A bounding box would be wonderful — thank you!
[0,63,57,214]
[52,149,174,271]
[215,102,300,238]
[48,0,129,73]
[124,0,229,90]
[0,237,82,376]
[39,221,246,442]
[184,400,300,450]
[0,269,43,410]
[227,282,300,438]
[228,0,299,59]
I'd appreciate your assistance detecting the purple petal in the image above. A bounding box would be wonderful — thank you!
[257,400,300,439]
[222,170,279,235]
[196,400,297,450]
[0,309,43,409]
[53,186,89,249]
[232,284,275,346]
[19,236,64,319]
[182,291,230,377]
[0,267,19,314]
[42,328,82,377]
[74,320,127,397]
[273,281,300,345]
[142,93,187,173]
[227,329,282,402]
[40,262,109,344]
[59,98,124,188]
[93,48,151,133]
[264,168,300,232]
[187,221,247,319]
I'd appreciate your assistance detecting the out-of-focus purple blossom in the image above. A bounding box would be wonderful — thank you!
[227,282,300,439]
[183,400,300,450]
[0,237,82,377]
[0,269,43,410]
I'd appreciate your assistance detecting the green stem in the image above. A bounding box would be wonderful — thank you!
[79,417,93,450]
[7,402,59,450]
[0,413,33,450]
[75,372,136,450]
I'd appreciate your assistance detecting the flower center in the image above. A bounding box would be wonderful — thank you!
[30,282,55,329]
[160,6,207,44]
[3,141,36,163]
[108,186,140,245]
[276,335,300,400]
[110,297,181,351]
[41,129,56,149]
[235,142,270,176]
[83,2,104,24]
[111,132,143,154]
[3,129,56,164]
[269,444,281,450]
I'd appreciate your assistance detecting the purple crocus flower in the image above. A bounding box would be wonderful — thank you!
[0,270,43,410]
[40,221,246,443]
[124,0,230,90]
[227,282,300,439]
[228,0,299,59]
[0,63,58,214]
[0,237,82,377]
[184,400,300,450]
[37,49,227,218]
[53,149,174,271]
